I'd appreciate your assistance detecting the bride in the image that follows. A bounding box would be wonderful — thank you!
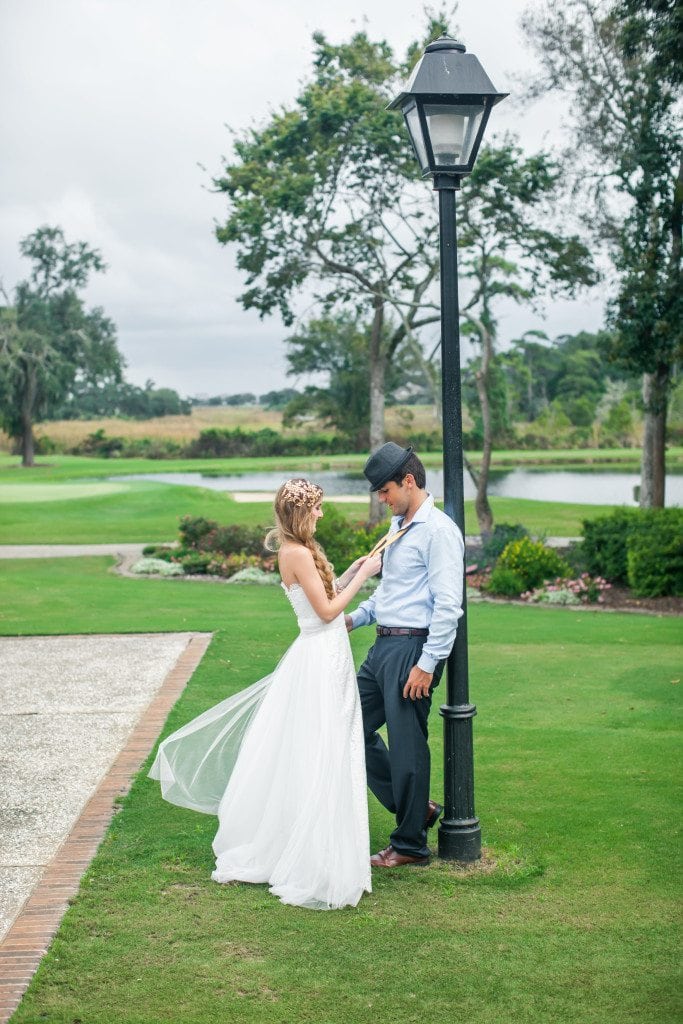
[148,478,381,910]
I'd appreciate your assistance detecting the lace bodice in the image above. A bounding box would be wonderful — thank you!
[281,582,344,636]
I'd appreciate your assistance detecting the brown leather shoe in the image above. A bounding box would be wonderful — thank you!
[425,799,443,830]
[370,845,430,868]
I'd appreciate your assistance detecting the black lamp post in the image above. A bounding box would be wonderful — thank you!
[389,36,507,861]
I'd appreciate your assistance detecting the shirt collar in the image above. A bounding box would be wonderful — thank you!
[392,492,434,527]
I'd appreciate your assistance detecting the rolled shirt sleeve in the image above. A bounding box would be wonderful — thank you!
[349,586,379,629]
[416,524,464,674]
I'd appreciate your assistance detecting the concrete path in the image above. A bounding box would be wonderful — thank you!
[0,543,150,559]
[0,536,580,560]
[0,632,211,1020]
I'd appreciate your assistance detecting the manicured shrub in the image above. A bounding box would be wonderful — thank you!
[498,537,571,589]
[580,508,640,583]
[627,512,683,597]
[581,507,683,594]
[486,567,526,597]
[180,552,213,575]
[478,523,529,568]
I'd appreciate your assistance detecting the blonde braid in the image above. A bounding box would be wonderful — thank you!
[266,479,336,599]
[305,539,336,600]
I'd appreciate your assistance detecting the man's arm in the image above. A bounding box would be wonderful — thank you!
[416,524,464,674]
[345,584,379,631]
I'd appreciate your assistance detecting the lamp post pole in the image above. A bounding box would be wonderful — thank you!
[387,33,507,862]
[435,175,481,861]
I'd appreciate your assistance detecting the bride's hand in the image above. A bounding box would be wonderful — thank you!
[358,554,382,579]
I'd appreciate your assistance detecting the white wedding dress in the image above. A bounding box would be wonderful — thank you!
[148,582,371,910]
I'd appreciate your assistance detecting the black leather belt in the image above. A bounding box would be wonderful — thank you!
[376,626,429,638]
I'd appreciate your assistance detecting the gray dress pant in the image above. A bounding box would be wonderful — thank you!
[357,635,444,858]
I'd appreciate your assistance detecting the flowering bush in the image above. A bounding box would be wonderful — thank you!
[465,564,491,591]
[206,553,263,579]
[179,517,266,557]
[227,566,281,585]
[498,537,571,590]
[131,557,184,577]
[521,574,611,605]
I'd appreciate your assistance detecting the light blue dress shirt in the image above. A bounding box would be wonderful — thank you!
[349,493,464,674]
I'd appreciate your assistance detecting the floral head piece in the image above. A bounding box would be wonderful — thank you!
[280,478,323,509]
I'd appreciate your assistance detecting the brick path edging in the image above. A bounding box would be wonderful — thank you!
[0,631,212,1023]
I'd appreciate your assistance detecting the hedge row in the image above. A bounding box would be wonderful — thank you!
[35,427,448,459]
[581,507,683,597]
[31,425,667,460]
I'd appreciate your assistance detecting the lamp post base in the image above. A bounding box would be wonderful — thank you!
[437,818,482,862]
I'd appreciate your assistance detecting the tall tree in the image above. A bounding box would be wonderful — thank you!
[214,23,447,521]
[451,141,596,532]
[500,330,554,422]
[0,226,123,465]
[281,314,426,447]
[521,0,682,506]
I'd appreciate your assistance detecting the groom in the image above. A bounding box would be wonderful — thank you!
[346,443,464,867]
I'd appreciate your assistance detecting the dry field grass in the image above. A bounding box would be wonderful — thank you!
[0,404,445,450]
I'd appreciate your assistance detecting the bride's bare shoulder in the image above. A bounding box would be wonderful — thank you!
[278,542,314,581]
[278,541,312,560]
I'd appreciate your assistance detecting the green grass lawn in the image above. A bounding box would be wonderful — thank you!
[0,471,622,543]
[2,450,678,542]
[1,557,681,1023]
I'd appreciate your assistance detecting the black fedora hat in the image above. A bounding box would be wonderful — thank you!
[364,443,414,491]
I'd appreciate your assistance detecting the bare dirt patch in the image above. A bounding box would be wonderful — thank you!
[596,585,682,616]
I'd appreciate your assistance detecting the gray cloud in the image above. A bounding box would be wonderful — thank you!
[1,0,603,398]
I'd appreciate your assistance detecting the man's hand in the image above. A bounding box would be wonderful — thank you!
[345,614,353,633]
[403,666,433,701]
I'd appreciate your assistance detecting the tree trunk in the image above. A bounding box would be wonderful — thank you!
[473,324,494,536]
[20,364,37,468]
[639,366,668,508]
[368,299,386,526]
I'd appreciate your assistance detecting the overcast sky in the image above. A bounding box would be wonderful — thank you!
[0,0,604,399]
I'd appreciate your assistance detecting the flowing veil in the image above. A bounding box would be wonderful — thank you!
[148,673,274,814]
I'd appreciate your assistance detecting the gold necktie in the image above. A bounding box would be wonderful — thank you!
[367,523,412,559]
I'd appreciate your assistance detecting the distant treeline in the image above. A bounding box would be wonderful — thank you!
[48,385,323,419]
[53,380,192,420]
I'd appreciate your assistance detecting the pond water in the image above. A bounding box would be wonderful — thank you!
[113,468,683,506]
